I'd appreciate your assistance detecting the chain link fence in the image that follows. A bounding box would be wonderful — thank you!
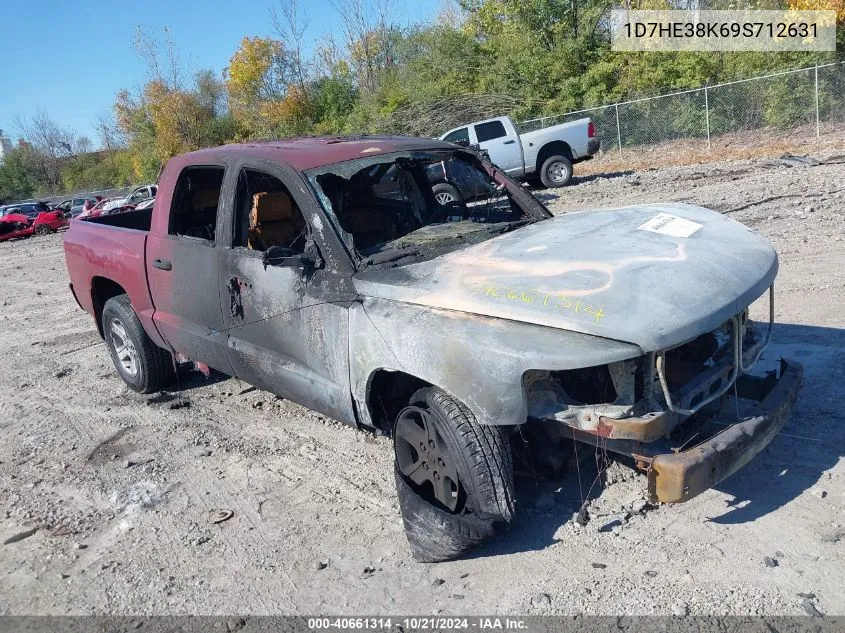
[519,61,845,159]
[17,186,136,207]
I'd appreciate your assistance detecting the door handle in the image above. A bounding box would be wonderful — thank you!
[503,140,516,145]
[153,258,172,271]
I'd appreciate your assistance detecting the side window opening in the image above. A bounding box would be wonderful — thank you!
[233,169,307,253]
[169,166,225,241]
[443,127,470,147]
[474,120,507,143]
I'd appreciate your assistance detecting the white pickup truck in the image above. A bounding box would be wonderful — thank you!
[439,115,599,189]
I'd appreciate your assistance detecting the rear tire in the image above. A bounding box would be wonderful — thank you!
[102,294,175,393]
[432,182,462,205]
[393,387,515,562]
[34,224,52,236]
[540,155,573,188]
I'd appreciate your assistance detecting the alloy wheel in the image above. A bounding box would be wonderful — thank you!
[394,405,462,512]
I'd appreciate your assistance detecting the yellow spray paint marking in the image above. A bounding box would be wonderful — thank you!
[475,283,607,323]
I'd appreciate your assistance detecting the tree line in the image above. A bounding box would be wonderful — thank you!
[2,0,842,202]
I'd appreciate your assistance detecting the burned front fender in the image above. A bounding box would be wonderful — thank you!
[349,297,643,427]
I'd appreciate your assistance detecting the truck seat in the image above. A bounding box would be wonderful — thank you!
[247,191,305,252]
[315,172,400,250]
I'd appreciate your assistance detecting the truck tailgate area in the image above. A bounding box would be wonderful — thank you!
[63,212,162,346]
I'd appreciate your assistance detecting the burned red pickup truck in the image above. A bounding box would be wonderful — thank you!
[64,136,802,561]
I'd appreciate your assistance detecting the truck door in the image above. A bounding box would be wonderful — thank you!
[146,163,234,374]
[473,119,524,176]
[216,160,357,426]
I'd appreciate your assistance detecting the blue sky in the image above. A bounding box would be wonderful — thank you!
[0,0,442,145]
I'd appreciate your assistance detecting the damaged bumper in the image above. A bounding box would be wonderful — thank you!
[524,288,804,503]
[648,358,803,502]
[530,357,803,504]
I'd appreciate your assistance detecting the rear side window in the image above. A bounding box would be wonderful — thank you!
[232,169,307,253]
[474,120,507,143]
[169,166,225,242]
[443,127,469,146]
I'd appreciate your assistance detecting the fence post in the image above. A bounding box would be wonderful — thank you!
[615,103,623,157]
[815,63,820,139]
[704,85,711,151]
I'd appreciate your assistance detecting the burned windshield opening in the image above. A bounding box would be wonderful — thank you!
[305,150,547,267]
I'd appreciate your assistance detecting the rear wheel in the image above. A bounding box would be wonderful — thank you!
[540,154,573,188]
[102,294,175,393]
[393,387,514,562]
[432,182,462,206]
[34,224,52,236]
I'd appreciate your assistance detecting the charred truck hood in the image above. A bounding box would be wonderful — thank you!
[352,203,778,352]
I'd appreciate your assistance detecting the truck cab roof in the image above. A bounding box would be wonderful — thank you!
[182,136,458,172]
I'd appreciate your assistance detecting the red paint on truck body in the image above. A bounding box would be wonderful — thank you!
[63,217,165,347]
[63,136,455,348]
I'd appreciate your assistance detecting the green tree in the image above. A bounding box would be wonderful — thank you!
[0,145,37,202]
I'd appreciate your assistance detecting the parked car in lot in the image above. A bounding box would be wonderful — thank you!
[0,205,68,241]
[81,198,113,218]
[0,212,32,241]
[101,184,157,212]
[440,115,599,188]
[132,198,155,211]
[63,136,800,562]
[3,202,42,216]
[56,197,99,217]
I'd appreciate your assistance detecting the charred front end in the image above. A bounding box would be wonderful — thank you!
[524,288,803,503]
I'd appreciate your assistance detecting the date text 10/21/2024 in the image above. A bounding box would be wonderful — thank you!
[307,617,529,630]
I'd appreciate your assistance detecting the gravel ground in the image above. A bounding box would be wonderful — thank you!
[1,152,844,616]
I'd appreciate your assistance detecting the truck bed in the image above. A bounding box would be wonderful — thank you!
[85,208,153,231]
[63,208,162,346]
[520,117,593,160]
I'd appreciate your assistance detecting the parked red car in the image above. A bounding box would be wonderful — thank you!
[77,197,135,219]
[0,207,69,242]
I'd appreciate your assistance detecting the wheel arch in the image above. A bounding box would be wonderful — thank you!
[535,140,573,174]
[91,277,128,338]
[365,368,433,434]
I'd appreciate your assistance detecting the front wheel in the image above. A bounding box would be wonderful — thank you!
[393,387,515,562]
[540,154,573,188]
[102,294,175,393]
[34,224,52,236]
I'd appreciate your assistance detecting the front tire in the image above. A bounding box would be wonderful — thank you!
[540,154,573,188]
[393,387,514,562]
[34,224,52,236]
[102,294,175,393]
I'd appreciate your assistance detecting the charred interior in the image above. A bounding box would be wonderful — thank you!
[306,149,549,267]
